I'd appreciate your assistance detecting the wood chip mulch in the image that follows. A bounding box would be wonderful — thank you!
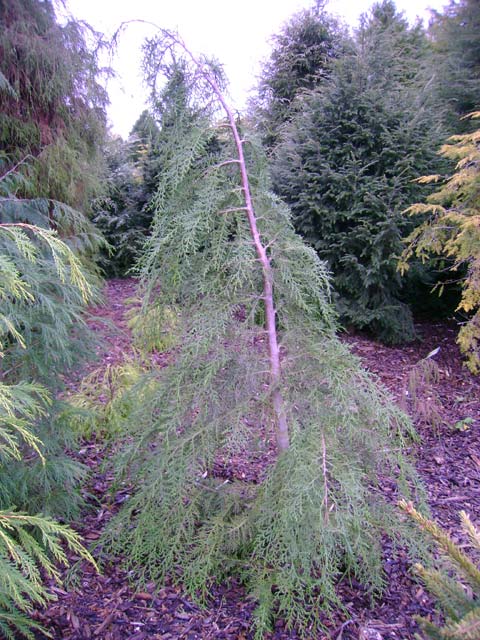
[32,279,480,640]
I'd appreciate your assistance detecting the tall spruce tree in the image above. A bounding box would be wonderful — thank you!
[253,3,350,148]
[428,0,480,133]
[272,0,442,343]
[100,31,421,638]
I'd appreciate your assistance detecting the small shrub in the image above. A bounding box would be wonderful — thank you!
[401,351,444,432]
[126,299,179,353]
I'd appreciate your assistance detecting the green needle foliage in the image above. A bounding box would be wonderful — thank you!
[98,34,422,638]
[271,0,443,343]
[400,501,480,640]
[253,4,350,149]
[92,127,159,277]
[0,156,103,519]
[428,0,480,133]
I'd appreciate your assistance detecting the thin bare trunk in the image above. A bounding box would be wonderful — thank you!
[118,21,289,451]
[181,44,290,453]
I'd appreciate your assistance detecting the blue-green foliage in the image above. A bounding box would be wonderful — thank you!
[0,155,103,517]
[0,0,108,521]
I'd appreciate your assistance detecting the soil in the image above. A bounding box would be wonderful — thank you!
[32,278,480,640]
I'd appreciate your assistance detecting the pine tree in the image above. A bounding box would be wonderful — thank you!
[272,0,442,343]
[99,31,422,638]
[0,160,102,520]
[0,156,103,386]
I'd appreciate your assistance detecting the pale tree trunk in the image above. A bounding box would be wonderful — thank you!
[178,41,290,453]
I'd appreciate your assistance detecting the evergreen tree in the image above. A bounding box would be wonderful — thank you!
[272,0,442,343]
[253,3,350,148]
[0,4,106,634]
[0,0,107,381]
[428,0,480,133]
[92,69,196,277]
[0,152,103,514]
[99,32,421,638]
[401,112,480,373]
[128,109,162,199]
[0,203,98,638]
[0,0,107,541]
[0,0,109,210]
[92,133,154,276]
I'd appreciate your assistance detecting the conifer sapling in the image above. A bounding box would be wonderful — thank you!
[102,30,423,638]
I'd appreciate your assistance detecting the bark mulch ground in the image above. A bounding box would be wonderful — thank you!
[33,279,480,640]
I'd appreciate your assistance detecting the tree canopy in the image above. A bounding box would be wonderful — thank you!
[0,0,109,209]
[253,4,350,148]
[428,0,480,131]
[271,0,442,342]
[96,31,421,639]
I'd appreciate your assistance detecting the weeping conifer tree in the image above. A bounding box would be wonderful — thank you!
[0,150,105,519]
[0,186,99,639]
[0,0,108,517]
[0,0,109,210]
[102,31,422,638]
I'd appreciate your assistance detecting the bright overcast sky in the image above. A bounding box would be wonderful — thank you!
[64,0,448,138]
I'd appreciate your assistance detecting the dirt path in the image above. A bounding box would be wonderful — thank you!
[34,279,480,640]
